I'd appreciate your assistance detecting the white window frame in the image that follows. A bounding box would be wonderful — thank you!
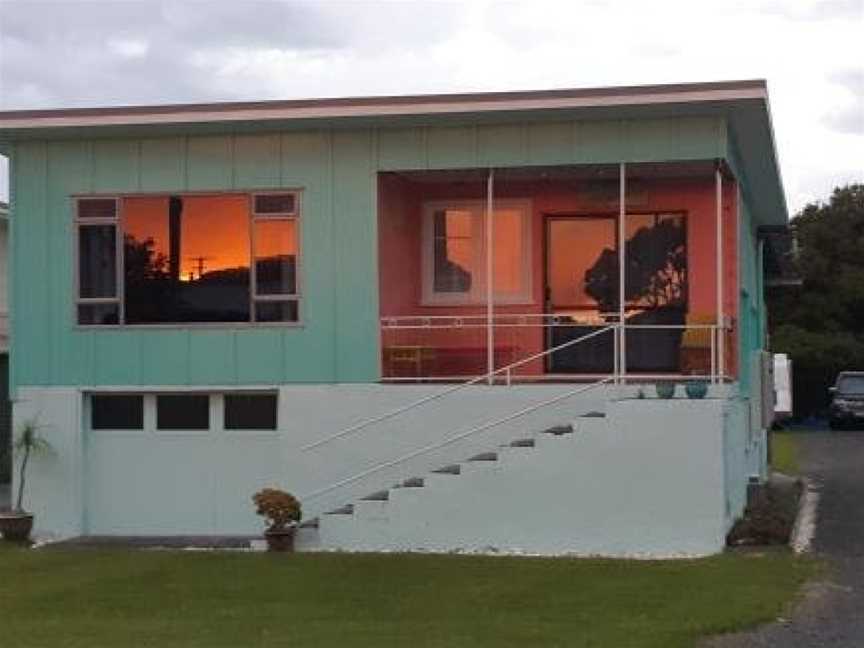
[73,190,303,328]
[421,199,533,306]
[74,196,123,324]
[250,191,302,323]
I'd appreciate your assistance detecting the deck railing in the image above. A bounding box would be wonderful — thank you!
[380,313,731,383]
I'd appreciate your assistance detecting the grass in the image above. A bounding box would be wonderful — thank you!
[771,432,800,475]
[0,545,817,648]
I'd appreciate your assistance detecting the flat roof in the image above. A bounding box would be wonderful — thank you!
[0,80,787,224]
[0,80,767,130]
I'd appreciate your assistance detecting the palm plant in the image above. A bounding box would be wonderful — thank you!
[12,421,51,513]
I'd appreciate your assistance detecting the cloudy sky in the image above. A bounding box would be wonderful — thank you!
[0,0,862,212]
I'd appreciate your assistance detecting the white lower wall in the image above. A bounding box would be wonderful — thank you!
[13,382,747,556]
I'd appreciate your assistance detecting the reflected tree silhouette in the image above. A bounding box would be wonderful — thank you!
[584,218,687,313]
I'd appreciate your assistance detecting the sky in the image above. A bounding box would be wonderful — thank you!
[0,0,862,213]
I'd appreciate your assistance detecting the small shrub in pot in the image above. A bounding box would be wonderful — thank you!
[252,488,302,552]
[0,420,52,543]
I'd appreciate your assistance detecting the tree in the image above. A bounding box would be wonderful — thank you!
[768,184,864,417]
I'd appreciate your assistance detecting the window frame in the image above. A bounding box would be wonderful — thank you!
[86,390,280,436]
[74,196,123,324]
[250,191,302,323]
[73,190,303,329]
[420,199,533,306]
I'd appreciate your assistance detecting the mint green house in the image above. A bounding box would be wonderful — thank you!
[0,80,787,555]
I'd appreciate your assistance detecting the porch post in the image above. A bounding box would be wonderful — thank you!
[618,163,627,383]
[486,168,495,384]
[715,163,725,382]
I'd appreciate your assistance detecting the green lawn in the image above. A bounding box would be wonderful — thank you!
[771,432,800,475]
[0,545,817,648]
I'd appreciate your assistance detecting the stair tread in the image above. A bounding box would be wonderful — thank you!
[400,477,425,488]
[360,490,390,501]
[542,424,574,435]
[325,504,354,515]
[431,464,461,475]
[467,451,498,462]
[509,438,536,447]
[298,518,320,529]
[581,411,606,418]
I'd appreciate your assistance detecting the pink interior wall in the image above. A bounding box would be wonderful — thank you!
[378,173,739,377]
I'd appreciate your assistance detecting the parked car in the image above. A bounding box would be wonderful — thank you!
[829,372,864,430]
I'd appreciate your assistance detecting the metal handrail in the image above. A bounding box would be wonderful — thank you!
[302,325,616,452]
[300,376,615,504]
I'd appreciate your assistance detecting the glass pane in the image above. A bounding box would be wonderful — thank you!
[79,224,117,298]
[78,198,117,219]
[433,209,473,293]
[549,217,617,318]
[78,303,119,325]
[156,394,209,430]
[224,393,278,430]
[123,195,251,323]
[255,300,299,323]
[254,219,298,295]
[625,213,687,310]
[492,208,523,297]
[254,194,296,215]
[91,394,143,430]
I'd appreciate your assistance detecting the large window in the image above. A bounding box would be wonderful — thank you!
[421,199,532,305]
[75,192,300,325]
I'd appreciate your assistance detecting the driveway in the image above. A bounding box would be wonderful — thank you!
[706,431,864,647]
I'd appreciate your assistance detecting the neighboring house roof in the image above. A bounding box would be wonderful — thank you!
[0,80,787,224]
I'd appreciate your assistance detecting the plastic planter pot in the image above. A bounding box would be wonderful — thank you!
[685,381,709,399]
[655,382,676,399]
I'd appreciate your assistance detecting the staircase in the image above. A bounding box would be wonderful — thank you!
[296,411,610,553]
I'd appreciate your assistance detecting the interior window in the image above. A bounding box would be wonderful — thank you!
[156,394,210,431]
[424,200,531,304]
[433,209,474,294]
[91,394,144,430]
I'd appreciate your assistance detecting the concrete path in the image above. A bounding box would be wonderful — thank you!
[705,431,864,647]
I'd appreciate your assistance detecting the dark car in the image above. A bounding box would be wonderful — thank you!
[829,372,864,430]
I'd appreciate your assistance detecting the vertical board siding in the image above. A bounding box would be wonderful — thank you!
[140,137,186,192]
[426,125,477,169]
[526,122,573,165]
[11,115,727,388]
[234,134,281,189]
[93,140,140,192]
[332,130,378,381]
[47,141,92,385]
[477,124,527,166]
[12,141,49,387]
[186,136,233,190]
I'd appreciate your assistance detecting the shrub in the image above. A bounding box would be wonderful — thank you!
[252,488,301,531]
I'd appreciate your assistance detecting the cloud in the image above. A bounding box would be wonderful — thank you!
[0,0,862,211]
[823,68,864,135]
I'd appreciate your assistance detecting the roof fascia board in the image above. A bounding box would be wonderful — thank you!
[0,84,767,131]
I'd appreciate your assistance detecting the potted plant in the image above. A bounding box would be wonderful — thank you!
[655,381,677,399]
[252,488,302,552]
[685,379,710,399]
[0,420,51,543]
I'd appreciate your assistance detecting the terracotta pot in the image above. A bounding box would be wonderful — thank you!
[0,512,34,543]
[264,527,296,552]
